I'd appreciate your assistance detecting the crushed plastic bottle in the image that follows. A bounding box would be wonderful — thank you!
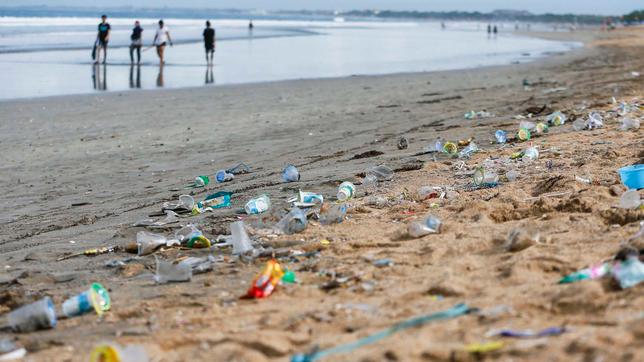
[245,260,285,299]
[546,111,567,126]
[282,164,300,182]
[175,224,211,248]
[611,256,644,289]
[494,130,507,144]
[136,231,167,256]
[523,146,539,161]
[458,142,479,159]
[319,204,348,225]
[364,195,388,208]
[587,112,603,129]
[619,117,640,131]
[245,194,271,214]
[62,283,110,317]
[473,167,499,186]
[408,215,442,237]
[276,207,308,234]
[230,221,254,255]
[90,344,149,362]
[6,297,57,333]
[215,170,235,183]
[619,189,641,209]
[154,258,192,284]
[337,182,356,201]
[366,165,394,182]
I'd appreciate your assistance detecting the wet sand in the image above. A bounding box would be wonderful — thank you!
[0,27,642,361]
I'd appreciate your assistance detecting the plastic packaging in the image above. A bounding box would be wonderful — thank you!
[337,182,356,201]
[473,167,499,186]
[558,262,611,284]
[546,111,567,126]
[618,164,643,190]
[458,142,478,159]
[90,344,149,362]
[289,191,324,207]
[154,259,192,284]
[619,189,641,209]
[408,216,442,237]
[162,194,194,213]
[364,196,388,208]
[282,164,300,182]
[519,120,536,131]
[62,283,110,317]
[535,122,549,134]
[245,260,285,298]
[245,194,271,214]
[516,128,531,141]
[587,111,603,129]
[612,256,644,289]
[194,175,209,187]
[494,130,507,144]
[619,117,640,131]
[523,146,539,161]
[276,207,308,234]
[319,204,348,225]
[174,224,211,248]
[226,162,251,175]
[136,231,167,256]
[362,174,378,189]
[215,170,234,183]
[366,165,394,181]
[572,118,587,131]
[6,297,56,333]
[230,221,254,255]
[196,191,232,212]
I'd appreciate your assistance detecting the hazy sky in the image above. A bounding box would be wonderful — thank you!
[2,1,640,15]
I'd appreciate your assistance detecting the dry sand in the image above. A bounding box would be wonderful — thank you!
[0,28,642,361]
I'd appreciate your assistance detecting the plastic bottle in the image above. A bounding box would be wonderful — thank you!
[611,257,644,289]
[619,189,641,209]
[408,216,442,237]
[546,111,567,126]
[619,117,640,131]
[473,167,499,185]
[366,165,394,181]
[245,194,271,214]
[276,207,308,234]
[516,128,531,141]
[62,283,111,317]
[6,297,57,333]
[494,130,507,144]
[215,170,234,183]
[90,344,149,362]
[319,204,348,225]
[458,142,478,158]
[523,146,539,161]
[337,182,356,201]
[136,231,167,256]
[362,174,378,189]
[364,195,388,208]
[282,164,300,182]
[535,122,549,134]
[245,260,285,298]
[154,258,192,284]
[230,221,254,255]
[174,224,211,248]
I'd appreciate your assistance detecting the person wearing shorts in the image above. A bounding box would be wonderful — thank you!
[153,20,172,65]
[203,20,215,65]
[129,20,143,64]
[96,15,110,64]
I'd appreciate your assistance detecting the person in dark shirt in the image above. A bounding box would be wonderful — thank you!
[129,20,143,64]
[96,15,110,64]
[203,20,215,65]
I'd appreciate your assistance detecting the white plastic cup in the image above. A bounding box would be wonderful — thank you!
[7,297,57,332]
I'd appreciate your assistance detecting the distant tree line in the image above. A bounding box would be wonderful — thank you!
[622,10,643,24]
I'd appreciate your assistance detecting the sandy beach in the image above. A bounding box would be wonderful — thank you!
[0,27,642,361]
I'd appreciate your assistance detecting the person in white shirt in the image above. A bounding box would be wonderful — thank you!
[153,20,173,64]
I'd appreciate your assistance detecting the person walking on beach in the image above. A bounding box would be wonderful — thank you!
[153,20,172,65]
[95,15,110,64]
[129,20,143,64]
[493,25,498,37]
[203,20,215,65]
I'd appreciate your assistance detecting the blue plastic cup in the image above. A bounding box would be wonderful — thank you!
[494,130,507,144]
[619,164,643,190]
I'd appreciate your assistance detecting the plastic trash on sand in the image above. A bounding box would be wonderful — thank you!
[245,194,271,214]
[62,283,110,317]
[136,231,167,256]
[546,111,567,126]
[612,256,644,289]
[288,191,323,207]
[319,204,348,225]
[558,262,611,284]
[282,164,300,182]
[6,297,57,333]
[618,164,643,190]
[90,344,149,362]
[245,260,285,299]
[523,146,539,161]
[587,111,604,129]
[275,207,308,235]
[473,167,499,186]
[230,221,254,255]
[408,215,442,238]
[619,189,641,209]
[154,258,192,284]
[215,170,234,183]
[162,194,194,213]
[175,224,211,248]
[486,326,566,338]
[516,128,531,141]
[337,182,356,201]
[494,130,507,144]
[0,339,27,361]
[193,175,209,187]
[619,117,640,131]
[366,165,394,182]
[195,191,233,213]
[458,142,479,159]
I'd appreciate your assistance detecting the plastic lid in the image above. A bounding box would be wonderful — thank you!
[89,283,111,315]
[90,345,120,362]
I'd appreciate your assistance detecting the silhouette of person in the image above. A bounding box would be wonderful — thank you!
[205,65,214,84]
[129,64,141,89]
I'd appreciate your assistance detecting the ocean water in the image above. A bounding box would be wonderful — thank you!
[0,16,580,100]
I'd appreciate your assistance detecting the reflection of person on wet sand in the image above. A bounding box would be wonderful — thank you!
[129,64,141,89]
[92,63,107,90]
[153,20,172,65]
[205,65,214,84]
[156,64,164,88]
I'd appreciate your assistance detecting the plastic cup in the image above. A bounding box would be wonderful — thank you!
[337,182,356,201]
[282,165,300,182]
[442,142,458,155]
[619,164,644,190]
[494,130,507,144]
[7,297,57,332]
[155,259,192,284]
[245,194,271,214]
[62,283,111,317]
[90,344,149,362]
[516,128,531,141]
[194,175,209,187]
[230,221,254,255]
[215,170,234,183]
